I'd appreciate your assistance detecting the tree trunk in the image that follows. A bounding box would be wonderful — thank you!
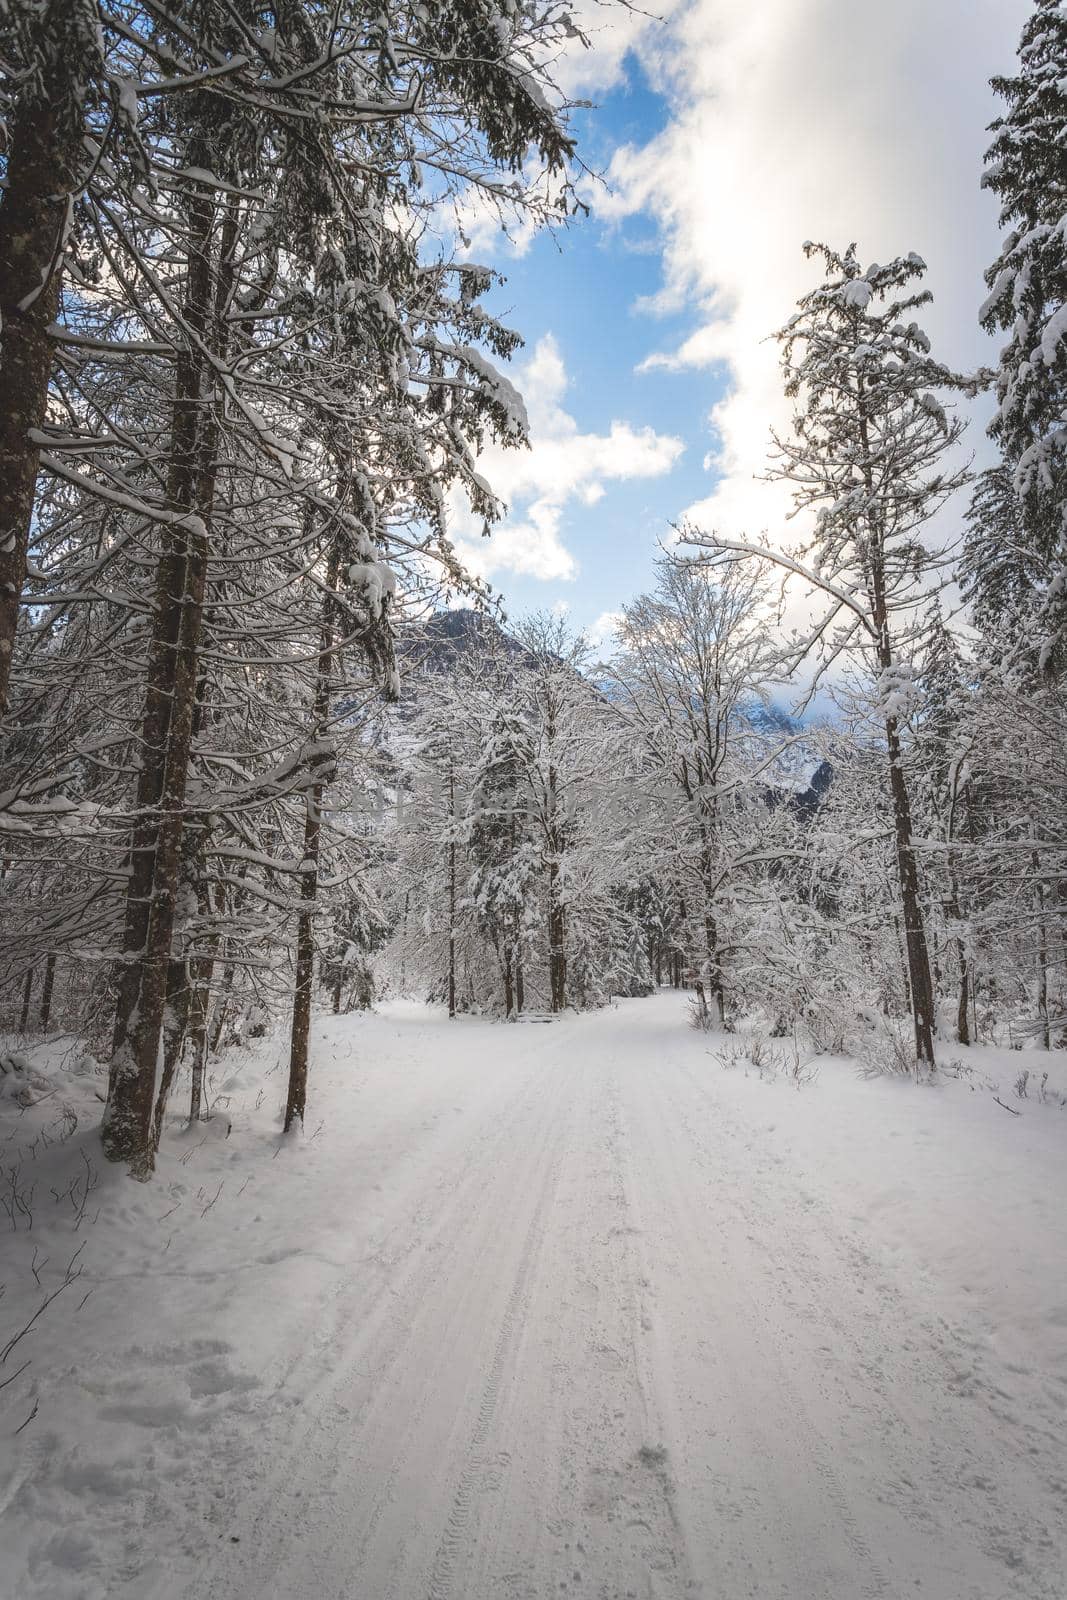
[284,543,340,1131]
[447,753,457,1019]
[866,523,935,1066]
[209,876,240,1054]
[501,940,514,1018]
[39,953,56,1030]
[946,860,970,1046]
[189,1008,207,1126]
[0,0,95,714]
[18,968,33,1034]
[152,952,192,1151]
[1033,840,1050,1050]
[700,835,726,1026]
[956,943,971,1048]
[547,855,566,1012]
[285,808,320,1130]
[885,714,936,1065]
[104,182,224,1176]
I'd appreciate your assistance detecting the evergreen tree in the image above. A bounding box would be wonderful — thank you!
[976,0,1067,672]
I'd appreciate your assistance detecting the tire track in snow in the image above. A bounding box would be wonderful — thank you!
[622,1045,894,1600]
[424,1123,565,1600]
[515,1056,698,1600]
[166,1021,580,1600]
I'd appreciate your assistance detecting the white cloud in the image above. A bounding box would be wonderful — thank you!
[450,334,684,583]
[587,609,625,651]
[595,0,1029,544]
[549,0,685,97]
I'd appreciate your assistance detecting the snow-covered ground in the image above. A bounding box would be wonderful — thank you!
[2,995,1066,1600]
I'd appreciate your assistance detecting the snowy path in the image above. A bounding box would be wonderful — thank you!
[4,995,1066,1599]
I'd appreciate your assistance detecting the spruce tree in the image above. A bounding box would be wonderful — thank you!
[976,0,1067,672]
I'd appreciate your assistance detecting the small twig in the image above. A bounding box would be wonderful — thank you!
[0,1268,81,1364]
[0,1358,31,1392]
[200,1181,224,1219]
[993,1096,1021,1116]
[15,1398,39,1434]
[180,1138,207,1167]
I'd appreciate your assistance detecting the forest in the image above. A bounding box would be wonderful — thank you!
[2,6,1067,1598]
[0,0,1064,1177]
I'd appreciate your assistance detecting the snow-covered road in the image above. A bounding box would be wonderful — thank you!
[4,995,1066,1599]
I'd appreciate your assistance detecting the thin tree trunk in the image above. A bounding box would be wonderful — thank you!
[1033,839,1050,1050]
[209,876,240,1054]
[947,861,970,1046]
[501,940,514,1018]
[284,544,340,1131]
[858,389,936,1067]
[152,953,192,1151]
[700,833,726,1026]
[0,0,94,714]
[39,953,56,1030]
[187,955,212,1125]
[956,943,971,1047]
[448,751,457,1019]
[547,855,566,1012]
[885,715,936,1064]
[18,969,33,1034]
[189,1013,208,1126]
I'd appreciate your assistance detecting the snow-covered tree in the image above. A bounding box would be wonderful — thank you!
[606,558,785,1027]
[466,701,539,1017]
[975,0,1067,674]
[686,245,972,1063]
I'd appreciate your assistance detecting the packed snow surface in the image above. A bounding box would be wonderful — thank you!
[2,995,1066,1599]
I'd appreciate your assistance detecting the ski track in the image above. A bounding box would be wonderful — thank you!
[11,996,1065,1600]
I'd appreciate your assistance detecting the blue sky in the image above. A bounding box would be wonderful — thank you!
[447,0,1032,648]
[453,57,719,637]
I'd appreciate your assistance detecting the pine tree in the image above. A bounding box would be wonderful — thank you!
[977,0,1067,672]
[0,0,103,713]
